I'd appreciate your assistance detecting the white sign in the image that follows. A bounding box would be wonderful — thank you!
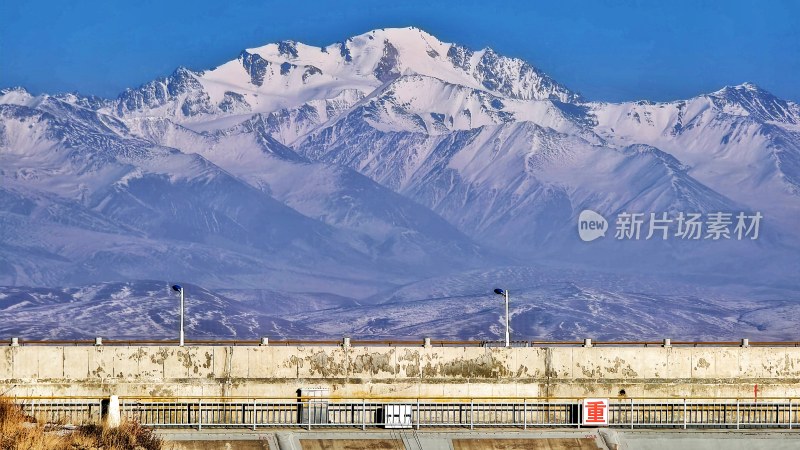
[384,404,412,429]
[581,398,609,426]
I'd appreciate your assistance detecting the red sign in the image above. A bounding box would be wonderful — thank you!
[582,398,609,426]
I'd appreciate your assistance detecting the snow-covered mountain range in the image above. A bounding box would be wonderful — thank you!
[1,27,798,340]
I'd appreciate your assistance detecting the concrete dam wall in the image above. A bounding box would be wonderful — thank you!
[2,343,800,399]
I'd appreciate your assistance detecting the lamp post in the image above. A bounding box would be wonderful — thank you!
[171,284,185,346]
[493,288,510,347]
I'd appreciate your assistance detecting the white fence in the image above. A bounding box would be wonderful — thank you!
[13,397,799,430]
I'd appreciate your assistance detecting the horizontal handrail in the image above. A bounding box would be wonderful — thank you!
[6,339,800,347]
[9,395,800,402]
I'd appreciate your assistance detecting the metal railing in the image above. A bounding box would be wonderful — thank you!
[15,398,103,426]
[10,396,800,430]
[7,338,800,347]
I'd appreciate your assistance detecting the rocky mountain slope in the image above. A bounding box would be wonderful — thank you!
[1,27,798,340]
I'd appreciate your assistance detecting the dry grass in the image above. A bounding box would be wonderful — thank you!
[0,397,161,450]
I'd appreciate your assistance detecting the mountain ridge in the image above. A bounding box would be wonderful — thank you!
[1,27,798,340]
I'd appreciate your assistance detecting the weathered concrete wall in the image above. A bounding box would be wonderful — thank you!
[2,345,799,399]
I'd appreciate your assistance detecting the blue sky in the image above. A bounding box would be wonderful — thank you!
[2,0,798,102]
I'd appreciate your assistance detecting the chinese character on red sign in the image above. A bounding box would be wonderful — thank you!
[582,398,609,426]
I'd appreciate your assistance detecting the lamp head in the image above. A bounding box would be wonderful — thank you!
[172,284,182,292]
[493,288,505,296]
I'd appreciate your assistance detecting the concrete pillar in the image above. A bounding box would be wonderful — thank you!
[107,395,121,428]
[583,338,593,348]
[741,338,750,348]
[342,337,351,347]
[276,433,294,449]
[663,339,671,348]
[94,337,103,346]
[423,338,431,348]
[260,337,269,346]
[9,337,19,347]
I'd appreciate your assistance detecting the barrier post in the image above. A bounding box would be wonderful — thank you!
[470,399,474,430]
[736,400,740,430]
[523,399,527,430]
[107,395,120,428]
[630,398,634,429]
[683,399,687,429]
[416,398,420,431]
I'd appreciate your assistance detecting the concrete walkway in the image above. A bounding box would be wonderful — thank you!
[156,428,800,450]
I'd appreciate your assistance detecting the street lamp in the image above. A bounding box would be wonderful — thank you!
[171,284,185,347]
[493,288,510,348]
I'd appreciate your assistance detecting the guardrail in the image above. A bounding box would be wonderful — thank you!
[15,398,103,426]
[7,338,800,347]
[11,397,800,430]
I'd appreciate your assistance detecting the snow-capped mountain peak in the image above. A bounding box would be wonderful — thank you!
[108,27,579,131]
[707,82,800,124]
[0,86,36,107]
[712,81,763,96]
